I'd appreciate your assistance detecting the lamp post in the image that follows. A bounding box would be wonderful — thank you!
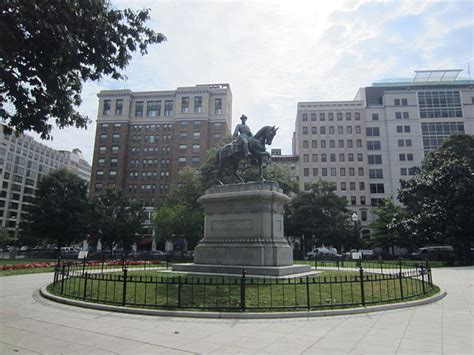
[351,212,359,248]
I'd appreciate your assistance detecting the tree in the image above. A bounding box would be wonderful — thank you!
[285,179,352,255]
[153,168,205,249]
[398,134,474,264]
[0,228,14,249]
[22,169,89,252]
[369,198,411,255]
[1,0,165,138]
[90,188,145,255]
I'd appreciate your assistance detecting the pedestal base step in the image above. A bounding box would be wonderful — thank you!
[172,263,311,276]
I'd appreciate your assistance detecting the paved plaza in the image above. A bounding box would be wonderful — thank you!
[0,267,472,354]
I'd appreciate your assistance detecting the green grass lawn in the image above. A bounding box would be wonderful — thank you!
[48,269,438,312]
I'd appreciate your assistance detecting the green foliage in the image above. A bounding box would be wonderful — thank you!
[369,198,411,253]
[0,0,165,138]
[285,179,352,251]
[398,134,474,263]
[0,228,14,249]
[90,188,145,253]
[22,168,89,248]
[153,168,205,247]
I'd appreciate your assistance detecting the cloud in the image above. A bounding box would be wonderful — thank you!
[37,0,473,163]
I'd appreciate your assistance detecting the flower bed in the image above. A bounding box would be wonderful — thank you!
[0,259,162,271]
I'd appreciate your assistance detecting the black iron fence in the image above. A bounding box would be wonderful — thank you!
[50,258,435,312]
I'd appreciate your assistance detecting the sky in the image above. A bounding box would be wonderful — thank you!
[33,0,474,164]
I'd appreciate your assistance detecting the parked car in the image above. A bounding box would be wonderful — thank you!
[307,247,341,259]
[344,249,376,260]
[412,245,455,261]
[138,250,168,258]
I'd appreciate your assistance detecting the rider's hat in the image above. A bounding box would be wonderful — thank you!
[240,114,247,121]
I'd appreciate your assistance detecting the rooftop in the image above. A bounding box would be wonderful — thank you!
[372,69,474,87]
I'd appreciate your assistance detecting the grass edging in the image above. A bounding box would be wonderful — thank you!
[39,283,446,319]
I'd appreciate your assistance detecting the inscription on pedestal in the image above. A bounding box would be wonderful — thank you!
[211,219,253,232]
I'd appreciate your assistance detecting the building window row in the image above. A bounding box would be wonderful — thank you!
[395,112,410,119]
[304,167,364,177]
[302,112,361,122]
[418,91,462,118]
[394,98,408,106]
[401,167,417,176]
[302,139,363,149]
[302,125,361,135]
[396,125,411,133]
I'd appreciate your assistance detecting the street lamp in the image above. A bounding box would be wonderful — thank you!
[351,212,359,248]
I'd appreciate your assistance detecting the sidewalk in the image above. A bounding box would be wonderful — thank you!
[0,267,472,354]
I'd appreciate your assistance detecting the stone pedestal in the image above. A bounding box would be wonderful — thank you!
[172,182,311,276]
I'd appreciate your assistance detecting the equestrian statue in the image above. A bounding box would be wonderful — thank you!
[217,114,278,184]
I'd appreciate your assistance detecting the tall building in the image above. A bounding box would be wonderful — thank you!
[90,84,232,206]
[0,127,92,237]
[294,69,474,232]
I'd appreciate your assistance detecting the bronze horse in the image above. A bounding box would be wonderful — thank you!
[217,125,278,184]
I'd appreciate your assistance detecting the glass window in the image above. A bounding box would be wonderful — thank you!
[147,101,160,116]
[194,97,202,113]
[418,91,462,118]
[302,113,308,121]
[181,97,189,113]
[103,100,111,115]
[372,113,379,121]
[115,99,123,115]
[215,98,222,114]
[135,101,144,117]
[366,127,380,136]
[368,155,382,164]
[311,113,316,121]
[303,127,308,135]
[164,100,173,116]
[370,183,385,193]
[369,169,383,179]
[367,141,381,150]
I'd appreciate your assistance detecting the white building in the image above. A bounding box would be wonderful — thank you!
[294,69,474,233]
[0,127,92,237]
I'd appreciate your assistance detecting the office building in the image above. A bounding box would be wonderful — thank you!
[0,128,92,237]
[294,69,474,231]
[90,84,232,206]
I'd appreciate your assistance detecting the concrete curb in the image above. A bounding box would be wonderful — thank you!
[39,284,447,319]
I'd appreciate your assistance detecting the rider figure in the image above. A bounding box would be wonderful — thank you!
[233,114,253,157]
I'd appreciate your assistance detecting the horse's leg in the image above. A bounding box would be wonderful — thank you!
[233,158,245,183]
[217,150,224,185]
[259,155,265,182]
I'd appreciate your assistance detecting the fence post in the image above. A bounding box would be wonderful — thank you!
[420,263,426,293]
[101,258,105,274]
[83,272,88,300]
[82,257,86,275]
[240,268,246,311]
[314,255,317,270]
[177,276,182,308]
[398,258,404,299]
[306,275,311,310]
[359,266,365,306]
[60,263,66,293]
[122,265,128,306]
